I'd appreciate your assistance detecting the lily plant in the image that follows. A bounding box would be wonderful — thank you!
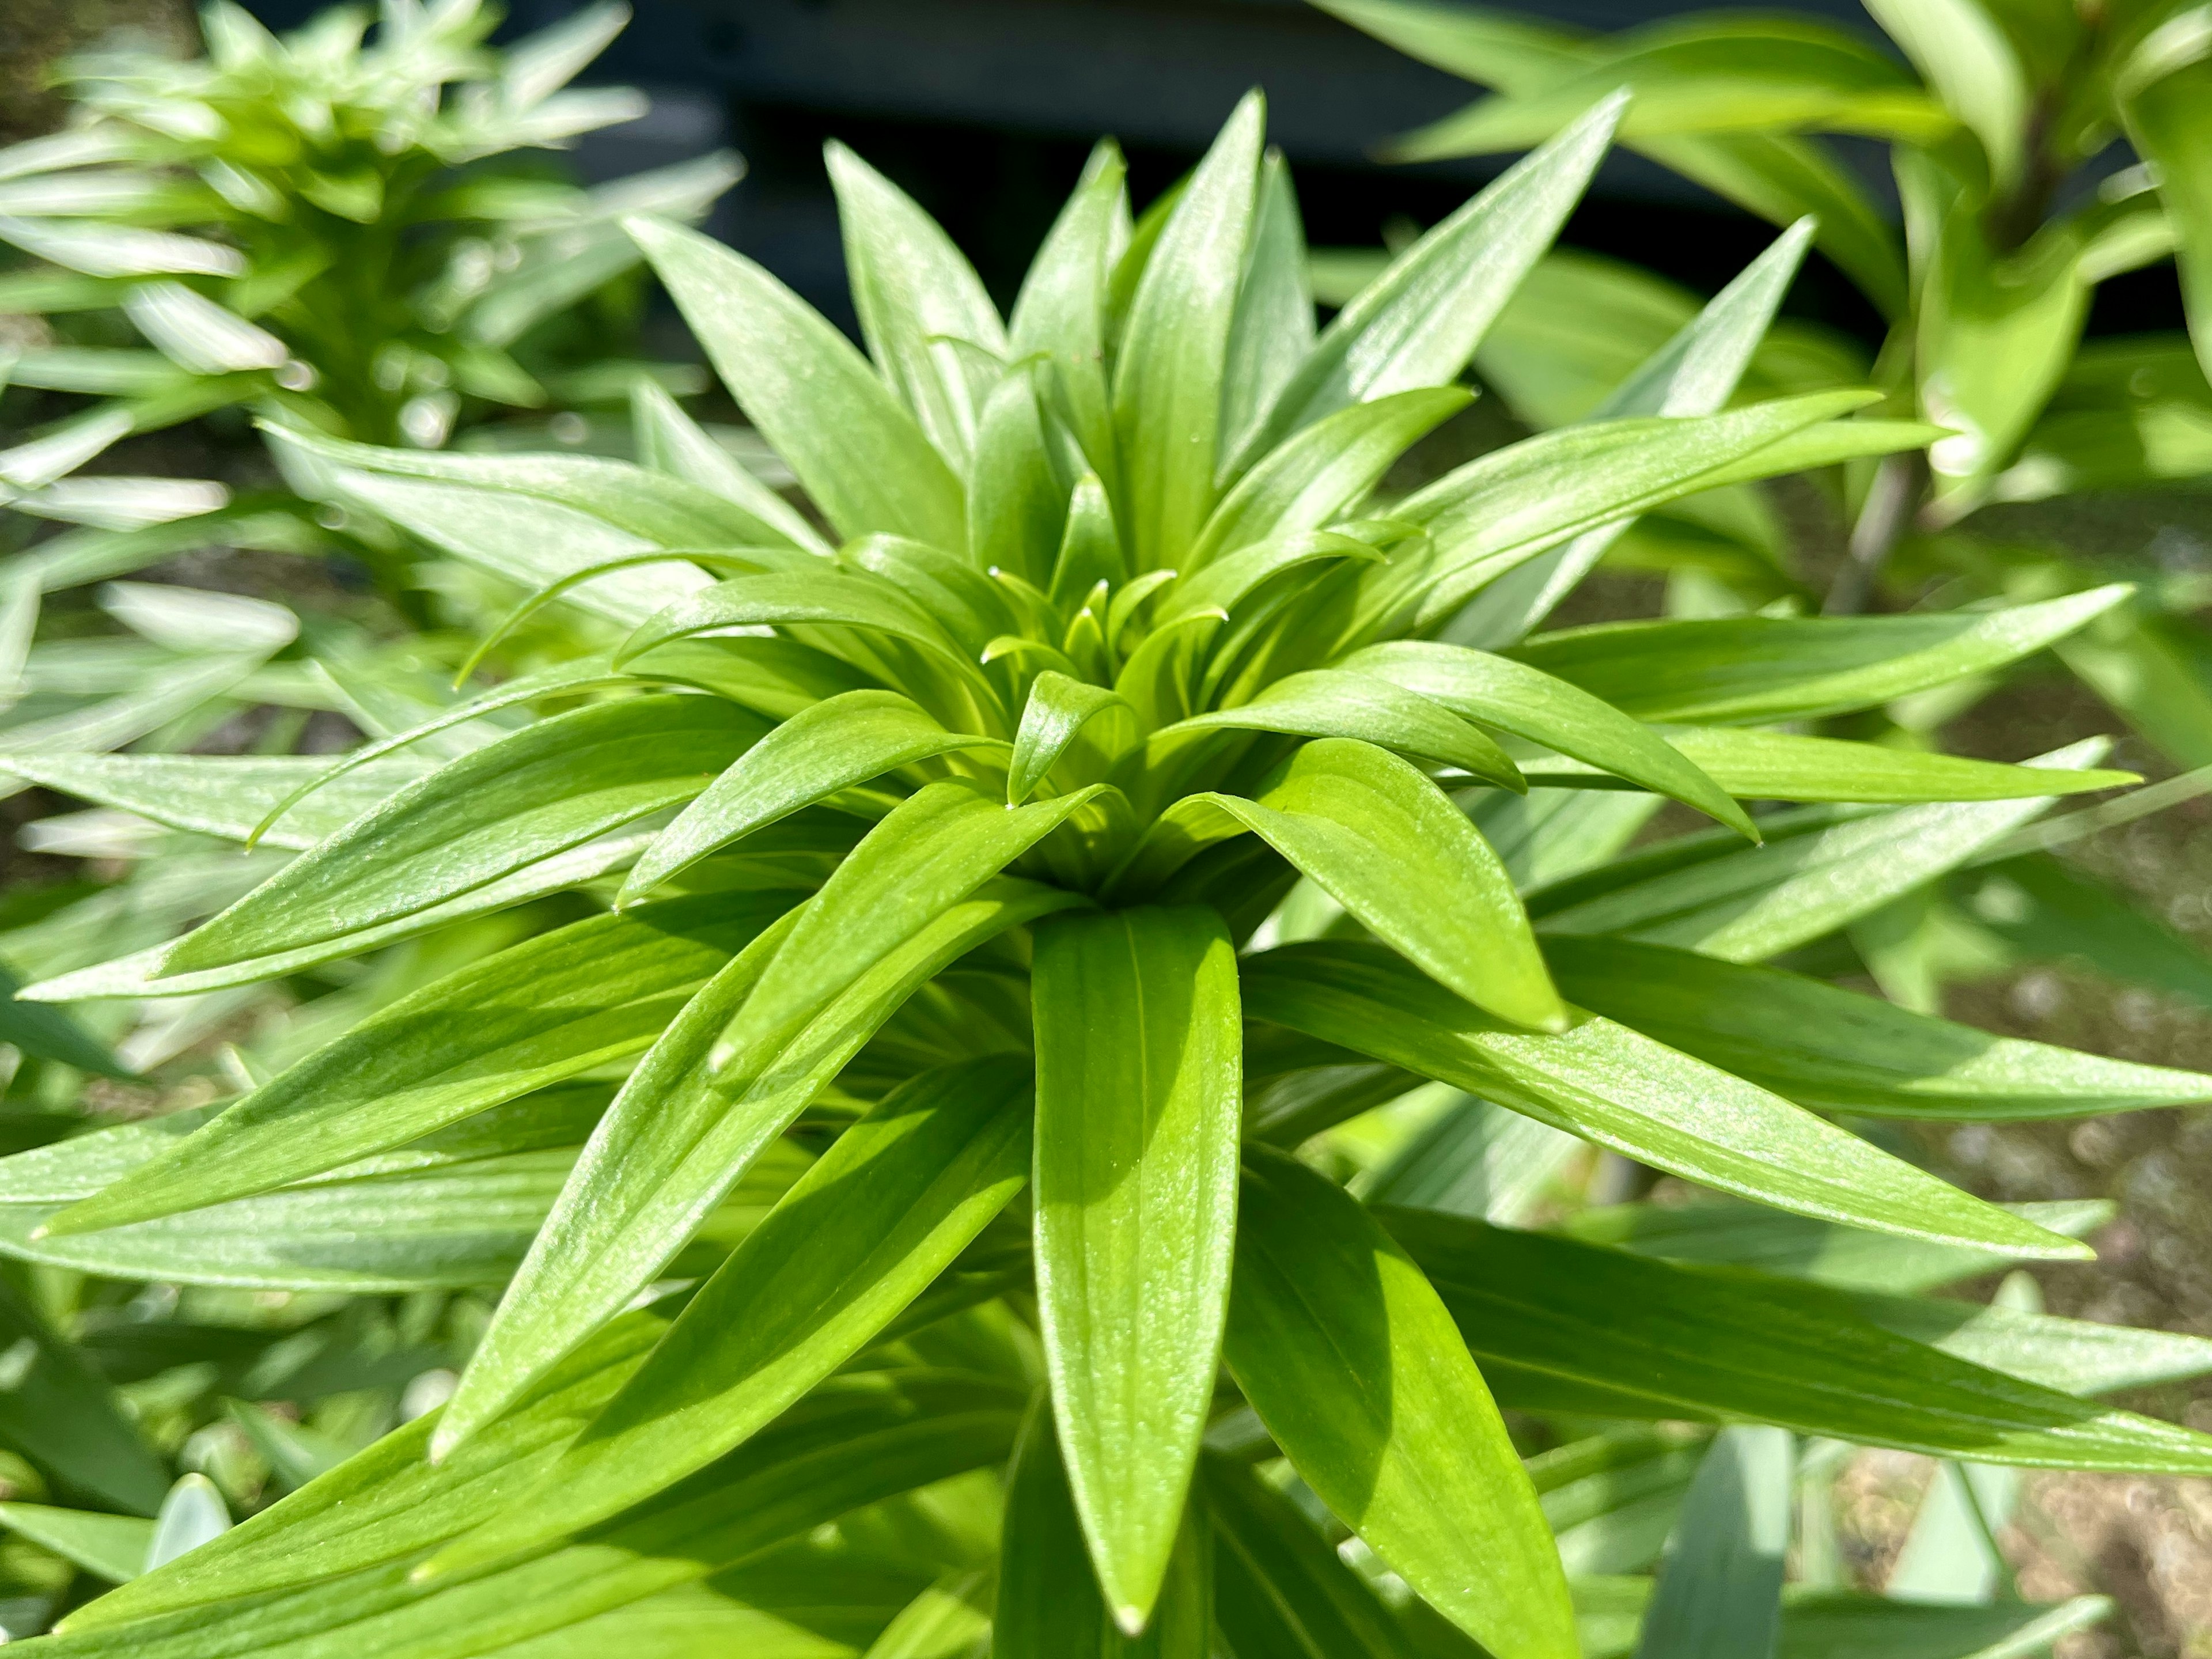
[12,93,2212,1656]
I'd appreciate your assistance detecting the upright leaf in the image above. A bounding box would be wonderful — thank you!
[426,1058,1033,1573]
[626,215,967,548]
[827,142,1009,467]
[1244,91,1622,461]
[1633,1427,1791,1659]
[1113,91,1264,570]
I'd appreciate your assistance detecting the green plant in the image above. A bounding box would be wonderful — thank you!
[5,94,2212,1655]
[1313,0,2205,551]
[0,0,737,604]
[1313,0,2212,1037]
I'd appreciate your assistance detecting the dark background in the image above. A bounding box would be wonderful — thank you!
[242,0,2185,375]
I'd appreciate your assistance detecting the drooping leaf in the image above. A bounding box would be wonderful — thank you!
[1225,1145,1574,1659]
[1032,904,1241,1631]
[1385,1210,2212,1472]
[1244,941,2086,1257]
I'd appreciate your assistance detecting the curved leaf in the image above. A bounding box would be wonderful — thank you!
[1544,935,2212,1119]
[1511,586,2130,723]
[622,690,1008,901]
[1225,1146,1574,1659]
[1339,640,1753,834]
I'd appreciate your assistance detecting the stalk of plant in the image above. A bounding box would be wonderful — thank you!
[14,92,2212,1656]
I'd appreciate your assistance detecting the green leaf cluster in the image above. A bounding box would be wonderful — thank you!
[0,92,2199,1657]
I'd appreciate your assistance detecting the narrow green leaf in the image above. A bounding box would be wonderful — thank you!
[1533,754,2100,963]
[1565,1195,2109,1294]
[161,696,766,974]
[1194,388,1469,569]
[1205,1450,1423,1659]
[1863,0,2027,189]
[426,1057,1032,1571]
[1009,143,1125,491]
[63,1309,677,1630]
[263,423,804,555]
[2123,35,2212,388]
[26,831,664,1004]
[1225,1145,1574,1659]
[1385,391,1883,631]
[827,141,1007,467]
[1247,92,1622,460]
[1219,150,1316,471]
[1113,89,1265,569]
[2,1150,575,1294]
[1033,904,1241,1631]
[997,1397,1211,1657]
[0,1503,151,1583]
[0,751,430,851]
[627,377,831,555]
[44,894,789,1235]
[1530,725,2139,804]
[1009,671,1133,805]
[0,1275,166,1514]
[1449,218,1820,647]
[1244,941,2088,1258]
[1850,1289,2212,1399]
[1164,668,1526,787]
[1134,740,1564,1032]
[1339,641,1755,835]
[1544,936,2212,1119]
[1387,1211,2212,1474]
[436,861,1084,1457]
[621,690,1007,902]
[626,214,967,548]
[1633,1427,1790,1659]
[968,366,1069,586]
[1511,586,2130,723]
[44,1393,1022,1659]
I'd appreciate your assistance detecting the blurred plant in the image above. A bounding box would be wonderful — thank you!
[0,0,738,608]
[0,94,2204,1656]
